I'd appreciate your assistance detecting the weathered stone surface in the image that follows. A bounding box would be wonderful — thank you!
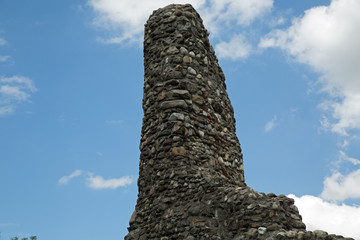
[169,112,185,121]
[159,100,187,109]
[125,4,354,240]
[172,146,187,156]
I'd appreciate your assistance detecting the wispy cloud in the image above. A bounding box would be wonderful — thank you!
[290,194,360,239]
[0,75,37,116]
[106,119,123,124]
[260,0,360,137]
[0,55,10,62]
[264,115,278,132]
[86,173,133,189]
[58,170,83,185]
[0,37,6,46]
[339,150,360,165]
[0,223,16,227]
[0,37,11,63]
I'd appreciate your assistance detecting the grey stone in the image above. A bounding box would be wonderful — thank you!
[159,100,187,109]
[167,89,190,99]
[187,66,196,75]
[258,227,267,235]
[166,46,179,55]
[169,113,185,121]
[185,236,195,240]
[183,55,192,63]
[180,47,188,54]
[314,230,328,238]
[129,210,137,224]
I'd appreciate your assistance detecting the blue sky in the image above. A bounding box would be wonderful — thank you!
[1,0,360,239]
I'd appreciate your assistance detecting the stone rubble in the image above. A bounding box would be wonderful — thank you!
[125,4,354,240]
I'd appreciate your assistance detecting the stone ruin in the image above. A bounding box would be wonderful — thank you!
[125,4,354,240]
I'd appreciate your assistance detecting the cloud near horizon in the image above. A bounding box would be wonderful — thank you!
[290,194,360,239]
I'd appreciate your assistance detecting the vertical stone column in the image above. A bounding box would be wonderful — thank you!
[139,4,245,193]
[125,4,313,240]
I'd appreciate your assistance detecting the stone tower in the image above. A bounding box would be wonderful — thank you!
[125,4,353,240]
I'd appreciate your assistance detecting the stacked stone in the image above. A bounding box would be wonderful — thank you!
[125,4,354,240]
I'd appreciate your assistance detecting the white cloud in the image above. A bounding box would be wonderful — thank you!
[320,169,360,201]
[200,0,273,34]
[58,170,83,185]
[259,0,360,136]
[264,115,278,132]
[290,194,360,239]
[88,0,205,44]
[0,76,37,116]
[87,0,273,45]
[215,34,251,60]
[87,173,133,189]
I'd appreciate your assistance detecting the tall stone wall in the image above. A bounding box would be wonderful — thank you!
[125,4,354,240]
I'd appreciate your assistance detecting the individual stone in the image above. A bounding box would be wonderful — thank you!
[198,130,204,138]
[204,56,208,65]
[158,90,166,100]
[163,11,172,18]
[286,231,297,238]
[258,227,267,235]
[180,47,188,54]
[169,113,185,121]
[183,55,192,63]
[129,210,137,224]
[174,10,182,16]
[297,231,305,239]
[184,236,195,240]
[167,89,190,99]
[187,66,196,75]
[314,230,328,238]
[191,94,205,105]
[172,146,186,156]
[159,100,187,109]
[166,46,179,55]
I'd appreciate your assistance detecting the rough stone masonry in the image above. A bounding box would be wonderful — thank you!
[125,4,354,240]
